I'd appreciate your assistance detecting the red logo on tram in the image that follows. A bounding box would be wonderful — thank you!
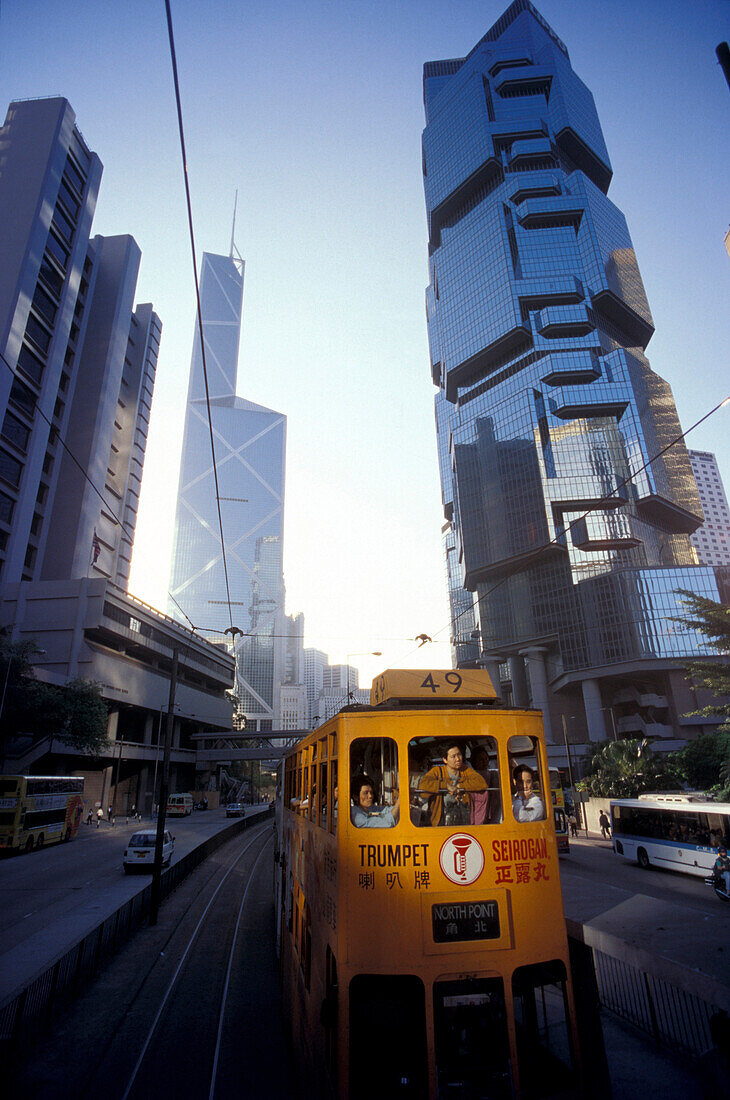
[439,834,485,885]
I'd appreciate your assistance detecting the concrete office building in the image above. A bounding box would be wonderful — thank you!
[0,97,235,807]
[422,2,727,754]
[168,251,288,731]
[689,451,730,567]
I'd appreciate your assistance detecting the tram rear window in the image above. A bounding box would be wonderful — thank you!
[434,978,511,1098]
[512,960,575,1097]
[409,736,501,827]
[349,975,428,1098]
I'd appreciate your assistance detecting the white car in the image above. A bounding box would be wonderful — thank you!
[123,829,174,874]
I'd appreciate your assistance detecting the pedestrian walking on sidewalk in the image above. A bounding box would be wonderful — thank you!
[599,809,611,839]
[96,807,103,828]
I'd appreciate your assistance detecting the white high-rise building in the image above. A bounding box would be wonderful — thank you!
[689,451,730,566]
[304,647,327,727]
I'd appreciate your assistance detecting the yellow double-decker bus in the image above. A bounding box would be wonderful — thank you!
[0,775,84,853]
[276,670,588,1098]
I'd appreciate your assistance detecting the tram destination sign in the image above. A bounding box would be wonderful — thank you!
[431,900,500,943]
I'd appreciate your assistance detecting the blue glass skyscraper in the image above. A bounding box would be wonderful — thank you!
[169,251,287,729]
[423,1,724,746]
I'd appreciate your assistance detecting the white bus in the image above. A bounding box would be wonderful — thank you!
[611,795,730,877]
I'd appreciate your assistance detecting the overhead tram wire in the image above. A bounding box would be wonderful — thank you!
[400,391,730,663]
[164,0,235,633]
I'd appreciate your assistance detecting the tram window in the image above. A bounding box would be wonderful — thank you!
[328,758,338,835]
[434,978,512,1099]
[349,738,399,829]
[349,975,427,1099]
[511,960,575,1097]
[308,761,317,821]
[508,736,546,824]
[409,736,501,827]
[318,760,328,828]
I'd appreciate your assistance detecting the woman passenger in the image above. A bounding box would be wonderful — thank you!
[417,743,487,826]
[512,764,545,822]
[350,776,399,829]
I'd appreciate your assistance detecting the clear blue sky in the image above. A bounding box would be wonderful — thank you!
[2,1,728,687]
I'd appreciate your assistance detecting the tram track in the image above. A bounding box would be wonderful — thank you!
[120,826,274,1100]
[9,819,298,1100]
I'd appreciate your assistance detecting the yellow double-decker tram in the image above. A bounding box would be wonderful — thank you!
[276,670,591,1099]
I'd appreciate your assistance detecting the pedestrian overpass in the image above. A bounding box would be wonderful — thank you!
[190,728,307,764]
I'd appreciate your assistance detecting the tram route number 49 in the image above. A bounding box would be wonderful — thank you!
[420,673,463,692]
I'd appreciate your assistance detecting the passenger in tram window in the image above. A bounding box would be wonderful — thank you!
[512,765,545,823]
[408,745,433,826]
[469,746,502,825]
[417,743,487,827]
[350,776,400,829]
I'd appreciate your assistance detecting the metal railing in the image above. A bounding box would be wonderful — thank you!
[593,949,716,1056]
[1,805,274,1066]
[567,917,730,1061]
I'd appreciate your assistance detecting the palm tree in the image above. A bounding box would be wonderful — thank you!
[583,738,672,799]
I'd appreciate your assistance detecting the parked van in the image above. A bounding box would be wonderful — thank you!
[167,793,193,817]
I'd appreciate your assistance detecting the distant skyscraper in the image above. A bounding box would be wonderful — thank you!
[168,250,287,730]
[0,98,159,588]
[689,451,730,566]
[423,1,724,746]
[304,647,327,726]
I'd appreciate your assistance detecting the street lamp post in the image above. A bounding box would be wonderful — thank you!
[561,714,586,834]
[346,652,382,703]
[150,646,179,926]
[603,706,619,741]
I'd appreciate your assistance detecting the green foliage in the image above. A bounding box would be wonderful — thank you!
[667,729,730,793]
[582,738,675,799]
[674,589,730,730]
[0,636,108,754]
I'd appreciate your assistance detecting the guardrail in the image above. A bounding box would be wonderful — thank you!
[567,917,730,1060]
[1,805,274,1067]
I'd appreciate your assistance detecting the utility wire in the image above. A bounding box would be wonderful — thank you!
[164,0,235,631]
[401,392,730,663]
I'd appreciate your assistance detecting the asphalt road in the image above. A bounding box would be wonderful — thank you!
[0,808,267,1004]
[559,833,723,923]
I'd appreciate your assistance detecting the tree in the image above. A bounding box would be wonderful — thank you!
[581,738,674,799]
[670,590,730,798]
[666,729,730,794]
[0,635,108,755]
[674,589,730,731]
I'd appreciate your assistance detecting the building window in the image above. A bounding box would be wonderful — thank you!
[0,447,23,488]
[25,313,51,354]
[0,489,15,524]
[17,344,44,385]
[1,410,30,453]
[45,230,68,271]
[39,255,64,298]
